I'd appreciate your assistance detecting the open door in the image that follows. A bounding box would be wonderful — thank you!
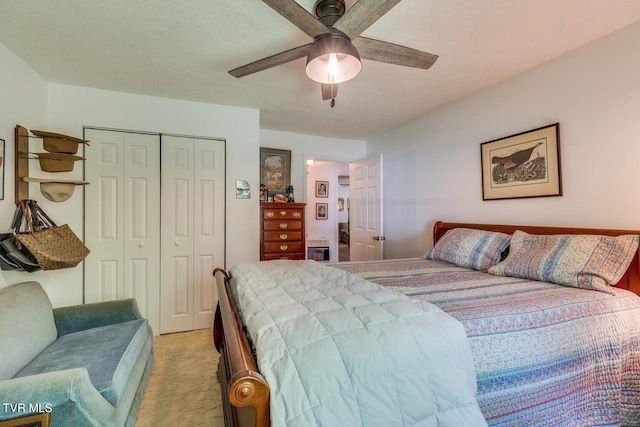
[349,154,383,261]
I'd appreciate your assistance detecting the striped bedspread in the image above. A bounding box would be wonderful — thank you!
[336,258,640,427]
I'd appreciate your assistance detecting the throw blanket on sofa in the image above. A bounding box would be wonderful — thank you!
[230,260,487,427]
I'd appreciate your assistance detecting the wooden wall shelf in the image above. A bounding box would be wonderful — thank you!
[14,125,90,204]
[14,125,29,203]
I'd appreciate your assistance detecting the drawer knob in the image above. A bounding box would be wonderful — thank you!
[293,212,301,217]
[280,234,288,240]
[280,245,288,251]
[279,223,288,229]
[280,211,287,216]
[265,211,274,218]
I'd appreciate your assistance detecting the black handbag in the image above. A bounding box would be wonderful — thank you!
[0,236,40,272]
[0,203,41,272]
[0,233,21,270]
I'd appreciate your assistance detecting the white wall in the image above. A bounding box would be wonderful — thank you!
[368,22,640,260]
[0,41,60,298]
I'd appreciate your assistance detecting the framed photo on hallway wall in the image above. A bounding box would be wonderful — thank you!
[315,181,328,198]
[480,123,561,201]
[316,203,328,220]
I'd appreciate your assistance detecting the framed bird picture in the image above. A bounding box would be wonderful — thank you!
[480,123,562,200]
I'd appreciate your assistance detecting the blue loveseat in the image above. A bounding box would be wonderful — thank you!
[0,281,154,426]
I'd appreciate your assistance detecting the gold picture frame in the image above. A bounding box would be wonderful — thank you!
[480,123,562,200]
[260,147,291,196]
[316,203,328,220]
[315,181,328,198]
[0,412,51,427]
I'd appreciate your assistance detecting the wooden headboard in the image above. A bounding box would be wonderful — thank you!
[433,221,640,296]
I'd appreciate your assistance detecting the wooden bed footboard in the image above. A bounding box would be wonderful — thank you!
[213,268,270,427]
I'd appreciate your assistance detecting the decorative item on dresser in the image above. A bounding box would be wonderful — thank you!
[260,203,306,261]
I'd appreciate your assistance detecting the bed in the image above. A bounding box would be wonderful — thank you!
[213,221,640,427]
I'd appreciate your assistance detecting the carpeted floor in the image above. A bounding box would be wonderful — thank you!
[135,328,225,427]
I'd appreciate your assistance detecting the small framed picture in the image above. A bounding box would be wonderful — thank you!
[316,203,328,220]
[315,181,328,198]
[235,179,250,199]
[273,193,287,203]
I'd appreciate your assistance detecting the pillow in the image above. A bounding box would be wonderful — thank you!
[488,230,640,293]
[424,228,511,271]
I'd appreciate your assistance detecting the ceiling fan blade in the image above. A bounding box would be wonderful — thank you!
[321,83,338,100]
[334,0,402,39]
[262,0,330,38]
[229,44,312,78]
[353,37,438,69]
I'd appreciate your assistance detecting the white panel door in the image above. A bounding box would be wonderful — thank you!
[349,154,383,261]
[160,135,225,334]
[193,139,225,329]
[84,129,161,333]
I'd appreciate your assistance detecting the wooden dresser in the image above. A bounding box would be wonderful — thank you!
[260,202,306,261]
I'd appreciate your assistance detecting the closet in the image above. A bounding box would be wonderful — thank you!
[160,135,225,333]
[83,128,225,335]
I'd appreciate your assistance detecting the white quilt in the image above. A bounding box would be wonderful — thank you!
[230,260,487,427]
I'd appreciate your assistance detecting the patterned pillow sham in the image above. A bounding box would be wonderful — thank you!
[424,228,511,272]
[488,230,640,293]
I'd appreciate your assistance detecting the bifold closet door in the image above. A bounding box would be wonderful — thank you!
[160,135,225,334]
[84,129,161,333]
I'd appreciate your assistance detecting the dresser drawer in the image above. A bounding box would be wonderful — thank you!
[263,253,305,261]
[264,231,303,242]
[263,220,303,231]
[263,209,303,220]
[264,241,303,254]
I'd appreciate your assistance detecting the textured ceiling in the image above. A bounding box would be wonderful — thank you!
[0,0,639,140]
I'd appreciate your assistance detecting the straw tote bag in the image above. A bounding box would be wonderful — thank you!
[13,199,90,270]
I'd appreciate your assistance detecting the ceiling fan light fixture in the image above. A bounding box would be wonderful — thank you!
[305,32,361,84]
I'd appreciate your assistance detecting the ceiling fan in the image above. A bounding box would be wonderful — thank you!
[229,0,438,105]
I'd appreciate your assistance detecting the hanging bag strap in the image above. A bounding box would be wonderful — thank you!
[9,202,24,233]
[14,200,56,234]
[31,200,57,228]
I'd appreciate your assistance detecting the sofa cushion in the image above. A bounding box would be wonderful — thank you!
[0,282,57,380]
[15,319,150,407]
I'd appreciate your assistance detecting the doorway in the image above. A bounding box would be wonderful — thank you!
[337,175,350,262]
[305,159,349,263]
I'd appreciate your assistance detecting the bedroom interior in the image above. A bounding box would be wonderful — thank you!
[0,0,640,426]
